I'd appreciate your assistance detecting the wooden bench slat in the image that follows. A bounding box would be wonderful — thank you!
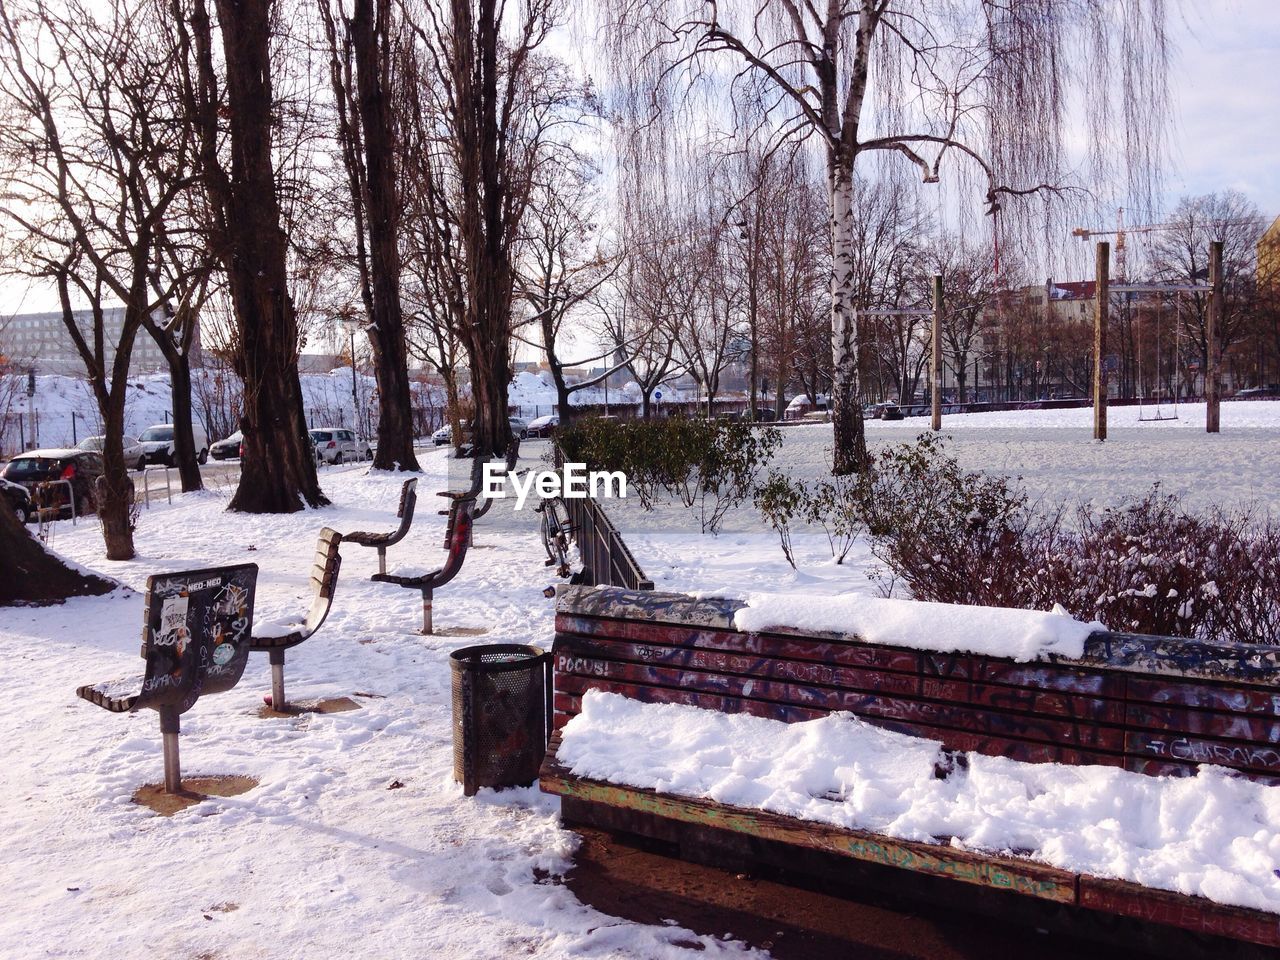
[540,734,1079,905]
[553,635,921,698]
[1078,876,1280,948]
[557,613,922,673]
[1125,729,1280,777]
[923,653,1124,697]
[1126,675,1280,713]
[1125,702,1280,744]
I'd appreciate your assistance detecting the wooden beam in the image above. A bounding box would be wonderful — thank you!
[541,740,1078,904]
[1207,239,1223,433]
[1094,242,1110,441]
[932,274,943,431]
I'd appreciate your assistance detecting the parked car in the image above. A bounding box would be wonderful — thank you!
[1,448,105,518]
[0,476,33,523]
[1234,385,1280,400]
[209,430,243,461]
[76,434,148,471]
[525,414,559,438]
[138,423,209,466]
[431,424,453,446]
[508,416,529,439]
[309,428,372,464]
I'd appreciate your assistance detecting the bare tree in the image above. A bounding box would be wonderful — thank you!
[676,178,739,416]
[319,0,420,470]
[412,0,560,458]
[603,0,1171,472]
[180,0,327,511]
[0,0,197,558]
[515,161,623,424]
[1148,191,1267,391]
[921,233,997,402]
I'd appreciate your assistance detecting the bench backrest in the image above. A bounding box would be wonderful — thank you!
[434,497,473,588]
[303,527,343,636]
[388,478,418,544]
[552,586,1280,785]
[137,563,259,714]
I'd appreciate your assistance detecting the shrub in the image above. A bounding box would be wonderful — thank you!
[557,417,781,532]
[773,433,1280,644]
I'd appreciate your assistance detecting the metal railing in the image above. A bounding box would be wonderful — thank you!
[562,493,653,591]
[552,440,653,591]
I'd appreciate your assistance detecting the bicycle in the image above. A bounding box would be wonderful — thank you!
[535,495,573,578]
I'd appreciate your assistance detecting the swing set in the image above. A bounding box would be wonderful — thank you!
[1087,241,1224,440]
[1128,286,1183,422]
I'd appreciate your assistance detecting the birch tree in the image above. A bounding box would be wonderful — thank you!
[603,0,1171,472]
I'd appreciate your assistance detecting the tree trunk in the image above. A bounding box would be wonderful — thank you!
[828,158,868,474]
[0,505,114,605]
[956,368,968,403]
[214,0,326,512]
[97,380,137,561]
[352,0,419,471]
[169,352,204,492]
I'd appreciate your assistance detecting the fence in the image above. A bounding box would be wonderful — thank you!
[562,494,653,591]
[552,440,653,591]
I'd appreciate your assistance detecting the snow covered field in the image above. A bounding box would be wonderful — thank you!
[0,450,760,960]
[5,404,1280,958]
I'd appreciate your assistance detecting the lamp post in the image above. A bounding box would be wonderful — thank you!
[340,316,362,438]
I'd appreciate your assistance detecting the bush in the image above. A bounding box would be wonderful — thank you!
[557,417,781,532]
[762,433,1280,644]
[753,470,868,568]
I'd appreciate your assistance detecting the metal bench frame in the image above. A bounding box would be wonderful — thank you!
[76,563,259,792]
[373,495,474,634]
[249,527,343,711]
[343,478,417,576]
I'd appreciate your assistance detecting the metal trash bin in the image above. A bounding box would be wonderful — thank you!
[450,644,551,796]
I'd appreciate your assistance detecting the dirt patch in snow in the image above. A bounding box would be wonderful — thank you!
[132,775,259,816]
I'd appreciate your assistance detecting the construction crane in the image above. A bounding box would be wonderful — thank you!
[1071,208,1181,282]
[1072,207,1263,282]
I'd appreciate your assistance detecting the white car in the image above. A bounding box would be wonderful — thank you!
[137,423,209,466]
[526,414,558,438]
[77,434,148,471]
[310,428,372,464]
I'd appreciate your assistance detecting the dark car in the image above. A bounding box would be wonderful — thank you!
[0,476,33,523]
[210,430,243,460]
[1,448,105,518]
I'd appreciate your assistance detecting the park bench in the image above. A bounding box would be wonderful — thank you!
[249,526,343,712]
[76,563,259,792]
[438,437,520,539]
[343,477,417,576]
[372,493,474,634]
[541,585,1280,955]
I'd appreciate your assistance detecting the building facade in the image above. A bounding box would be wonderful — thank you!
[1,307,172,377]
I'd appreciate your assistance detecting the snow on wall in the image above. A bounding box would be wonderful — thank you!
[731,593,1101,662]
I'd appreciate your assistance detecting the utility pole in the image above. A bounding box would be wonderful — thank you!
[931,274,943,431]
[1094,242,1110,441]
[1207,239,1223,433]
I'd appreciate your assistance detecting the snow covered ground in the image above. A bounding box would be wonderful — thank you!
[6,404,1280,958]
[0,449,760,960]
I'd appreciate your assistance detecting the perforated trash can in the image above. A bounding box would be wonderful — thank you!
[450,644,551,796]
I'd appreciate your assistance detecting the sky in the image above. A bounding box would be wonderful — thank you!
[1162,0,1280,216]
[0,0,1277,325]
